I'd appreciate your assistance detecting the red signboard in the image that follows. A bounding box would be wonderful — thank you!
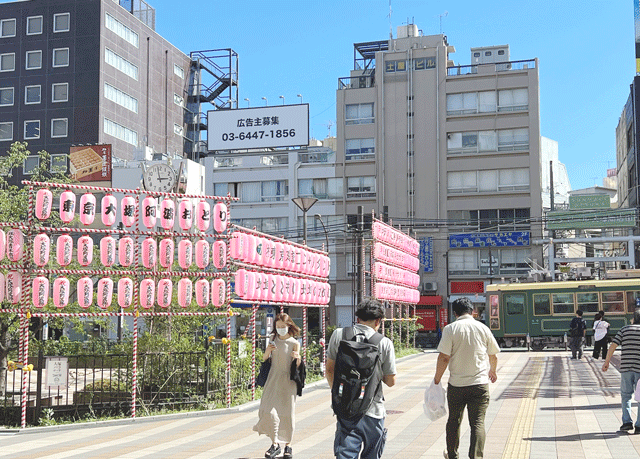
[418,295,442,306]
[439,307,448,328]
[69,144,112,182]
[450,281,484,294]
[415,307,437,331]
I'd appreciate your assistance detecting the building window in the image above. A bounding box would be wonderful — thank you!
[23,156,39,175]
[345,103,374,125]
[51,118,68,138]
[104,83,138,113]
[174,124,183,136]
[498,168,529,191]
[0,87,14,106]
[385,60,406,72]
[105,13,139,47]
[0,122,13,141]
[53,13,70,33]
[261,180,288,202]
[26,16,43,35]
[0,18,16,37]
[25,50,42,70]
[447,91,496,115]
[498,128,529,151]
[447,129,527,155]
[498,50,505,56]
[298,178,343,199]
[104,117,137,145]
[0,53,15,72]
[50,154,67,173]
[105,48,138,80]
[485,51,492,56]
[447,169,529,194]
[260,154,288,165]
[345,138,375,160]
[347,176,376,197]
[498,89,528,112]
[25,85,41,104]
[413,57,436,70]
[52,83,68,102]
[174,93,183,106]
[174,64,184,79]
[213,156,242,168]
[52,48,69,67]
[214,182,227,196]
[24,120,40,139]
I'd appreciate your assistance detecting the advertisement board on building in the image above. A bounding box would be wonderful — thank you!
[419,237,433,272]
[449,232,530,248]
[569,194,610,210]
[207,104,309,151]
[69,144,112,182]
[547,209,637,230]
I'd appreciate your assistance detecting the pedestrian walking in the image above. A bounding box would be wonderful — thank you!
[434,297,500,459]
[326,299,396,459]
[592,312,609,360]
[569,309,587,359]
[253,313,301,459]
[602,308,640,433]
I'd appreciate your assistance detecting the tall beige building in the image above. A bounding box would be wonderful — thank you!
[335,25,544,322]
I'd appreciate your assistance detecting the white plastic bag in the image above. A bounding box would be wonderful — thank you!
[634,379,640,402]
[423,379,447,421]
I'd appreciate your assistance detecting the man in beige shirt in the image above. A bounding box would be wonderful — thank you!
[434,297,500,459]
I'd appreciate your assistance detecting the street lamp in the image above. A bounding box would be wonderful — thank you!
[297,94,303,104]
[261,97,268,106]
[292,197,318,244]
[314,214,329,252]
[279,95,285,105]
[243,98,250,107]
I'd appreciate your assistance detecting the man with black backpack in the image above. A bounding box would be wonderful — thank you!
[326,299,396,459]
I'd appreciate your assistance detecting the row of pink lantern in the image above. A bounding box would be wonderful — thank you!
[372,222,420,256]
[374,281,420,304]
[2,272,226,309]
[230,231,330,278]
[234,269,330,305]
[373,261,420,288]
[35,189,228,232]
[373,242,420,272]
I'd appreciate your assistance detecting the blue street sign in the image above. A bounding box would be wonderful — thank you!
[419,237,434,272]
[449,231,530,248]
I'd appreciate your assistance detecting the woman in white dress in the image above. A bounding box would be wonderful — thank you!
[254,313,301,459]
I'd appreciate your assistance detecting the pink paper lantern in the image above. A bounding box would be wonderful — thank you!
[282,244,293,271]
[230,232,247,260]
[6,271,21,304]
[77,277,93,309]
[142,237,158,269]
[139,279,155,309]
[0,273,4,303]
[56,234,73,266]
[35,188,53,220]
[213,202,228,233]
[195,239,210,269]
[97,278,113,310]
[101,194,117,226]
[157,278,173,308]
[79,193,96,226]
[195,200,211,232]
[121,196,136,227]
[212,240,227,269]
[118,237,134,267]
[142,196,157,229]
[0,229,5,262]
[211,279,225,307]
[6,228,24,262]
[274,275,284,303]
[32,276,49,308]
[265,274,276,302]
[159,238,174,268]
[178,198,193,231]
[160,198,176,230]
[251,272,263,301]
[252,237,264,266]
[33,233,50,267]
[274,242,284,269]
[53,277,69,309]
[195,278,210,307]
[234,269,248,298]
[178,239,193,269]
[117,277,134,309]
[77,235,93,266]
[178,278,193,308]
[59,190,76,223]
[245,234,257,264]
[100,235,116,267]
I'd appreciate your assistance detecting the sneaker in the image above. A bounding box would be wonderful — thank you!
[283,445,293,459]
[265,444,281,459]
[635,426,640,435]
[443,450,449,459]
[620,422,633,432]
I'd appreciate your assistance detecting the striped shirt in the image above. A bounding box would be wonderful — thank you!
[612,324,640,372]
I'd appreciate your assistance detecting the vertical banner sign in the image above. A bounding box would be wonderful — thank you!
[45,357,68,389]
[419,237,433,272]
[636,0,640,73]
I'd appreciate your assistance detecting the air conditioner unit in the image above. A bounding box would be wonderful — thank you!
[423,282,437,291]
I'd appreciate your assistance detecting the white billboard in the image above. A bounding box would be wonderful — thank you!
[207,104,309,151]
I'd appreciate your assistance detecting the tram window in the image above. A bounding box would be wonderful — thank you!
[602,291,624,313]
[505,294,524,315]
[552,293,574,314]
[533,294,550,315]
[576,292,599,313]
[626,291,640,312]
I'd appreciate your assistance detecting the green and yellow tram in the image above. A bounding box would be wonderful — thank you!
[485,279,640,350]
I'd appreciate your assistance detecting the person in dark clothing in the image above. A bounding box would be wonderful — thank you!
[569,310,586,359]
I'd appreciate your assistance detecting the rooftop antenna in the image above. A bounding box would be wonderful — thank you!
[388,0,393,39]
[323,120,334,137]
[438,11,448,34]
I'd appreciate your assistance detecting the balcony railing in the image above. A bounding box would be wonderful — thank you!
[447,59,536,77]
[338,73,375,90]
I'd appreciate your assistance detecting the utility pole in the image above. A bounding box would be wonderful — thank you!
[356,206,365,306]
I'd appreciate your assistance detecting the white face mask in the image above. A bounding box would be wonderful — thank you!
[276,327,289,337]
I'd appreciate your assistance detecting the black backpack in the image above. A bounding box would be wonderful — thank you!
[331,327,384,421]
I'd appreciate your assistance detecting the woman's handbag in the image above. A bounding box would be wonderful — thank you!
[256,358,271,387]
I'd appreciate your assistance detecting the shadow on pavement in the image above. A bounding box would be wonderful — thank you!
[524,432,625,442]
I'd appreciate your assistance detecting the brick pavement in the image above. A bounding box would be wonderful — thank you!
[2,350,640,458]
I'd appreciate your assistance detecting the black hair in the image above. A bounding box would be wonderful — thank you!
[355,298,385,321]
[576,310,583,317]
[634,308,640,325]
[452,297,474,316]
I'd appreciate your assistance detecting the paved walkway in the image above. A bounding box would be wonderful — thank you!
[1,350,640,458]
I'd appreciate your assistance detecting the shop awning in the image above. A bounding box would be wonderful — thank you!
[418,295,442,306]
